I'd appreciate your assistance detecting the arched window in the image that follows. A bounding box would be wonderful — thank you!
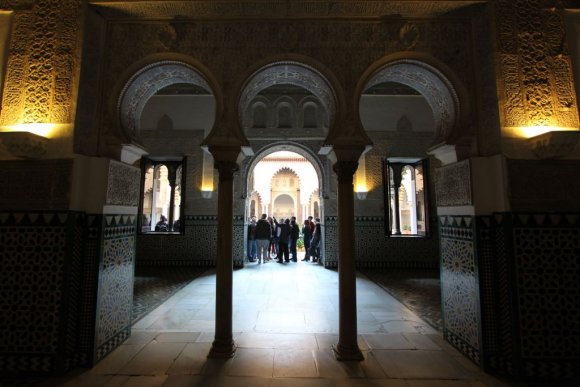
[303,103,318,128]
[252,104,268,128]
[139,158,185,233]
[383,158,429,237]
[277,104,293,128]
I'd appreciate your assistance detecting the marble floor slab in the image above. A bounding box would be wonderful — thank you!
[36,261,522,387]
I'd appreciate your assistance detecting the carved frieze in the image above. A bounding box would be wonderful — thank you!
[106,160,141,207]
[435,160,472,207]
[0,0,82,126]
[495,0,578,128]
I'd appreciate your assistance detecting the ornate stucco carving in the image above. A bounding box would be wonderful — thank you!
[106,160,141,206]
[118,61,212,142]
[365,60,459,143]
[434,160,472,207]
[239,62,337,129]
[0,0,35,10]
[0,0,82,126]
[495,0,578,128]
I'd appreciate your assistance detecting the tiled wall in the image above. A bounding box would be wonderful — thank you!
[0,212,87,373]
[0,212,139,372]
[136,216,246,268]
[94,215,136,362]
[439,215,481,365]
[324,216,439,269]
[478,213,580,379]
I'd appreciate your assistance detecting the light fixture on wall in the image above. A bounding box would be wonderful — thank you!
[355,190,368,200]
[201,188,213,199]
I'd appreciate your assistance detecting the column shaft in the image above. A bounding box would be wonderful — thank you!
[333,161,364,361]
[208,161,237,358]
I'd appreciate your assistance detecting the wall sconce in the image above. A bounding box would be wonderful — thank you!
[355,190,368,200]
[201,189,213,199]
[527,130,580,159]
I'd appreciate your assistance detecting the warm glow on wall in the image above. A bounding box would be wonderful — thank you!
[1,123,58,138]
[354,181,368,193]
[510,126,578,139]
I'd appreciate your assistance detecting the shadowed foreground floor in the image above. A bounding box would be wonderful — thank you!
[30,260,523,387]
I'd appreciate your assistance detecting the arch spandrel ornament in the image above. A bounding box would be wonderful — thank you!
[239,61,337,130]
[364,59,460,145]
[118,61,214,143]
[357,55,470,164]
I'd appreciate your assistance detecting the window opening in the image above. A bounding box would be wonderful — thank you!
[383,158,430,237]
[139,158,184,233]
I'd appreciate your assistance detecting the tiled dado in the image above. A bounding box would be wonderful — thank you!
[438,215,481,365]
[136,216,246,268]
[0,212,88,373]
[94,214,136,363]
[0,212,138,374]
[324,216,439,269]
[477,213,580,379]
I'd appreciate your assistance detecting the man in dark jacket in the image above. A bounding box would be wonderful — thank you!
[255,214,272,264]
[276,218,291,263]
[289,216,299,262]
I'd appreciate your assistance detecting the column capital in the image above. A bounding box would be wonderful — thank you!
[214,160,238,181]
[333,160,358,184]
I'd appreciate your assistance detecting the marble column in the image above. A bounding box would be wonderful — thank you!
[208,159,238,358]
[332,160,364,361]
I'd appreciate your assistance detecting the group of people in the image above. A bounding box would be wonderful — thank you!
[247,214,321,264]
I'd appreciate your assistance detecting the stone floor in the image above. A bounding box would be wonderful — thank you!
[37,258,523,387]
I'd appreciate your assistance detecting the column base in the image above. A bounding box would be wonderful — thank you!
[208,339,236,358]
[332,343,364,361]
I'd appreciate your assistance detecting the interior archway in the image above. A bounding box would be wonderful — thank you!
[360,59,461,145]
[118,61,216,141]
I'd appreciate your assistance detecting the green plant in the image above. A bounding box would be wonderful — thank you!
[296,237,304,250]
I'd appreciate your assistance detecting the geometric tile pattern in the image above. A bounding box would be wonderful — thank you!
[0,211,84,373]
[438,215,480,365]
[511,214,580,377]
[353,216,439,269]
[323,217,338,267]
[94,214,136,362]
[136,216,246,267]
[476,212,580,379]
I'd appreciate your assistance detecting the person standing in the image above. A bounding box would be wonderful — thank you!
[301,218,312,262]
[277,218,291,263]
[289,216,299,262]
[247,216,257,262]
[268,216,277,259]
[255,214,272,264]
[308,217,321,263]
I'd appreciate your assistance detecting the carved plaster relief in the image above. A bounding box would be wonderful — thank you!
[496,0,578,128]
[106,160,141,207]
[118,61,212,142]
[0,0,82,126]
[365,60,459,143]
[239,62,337,129]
